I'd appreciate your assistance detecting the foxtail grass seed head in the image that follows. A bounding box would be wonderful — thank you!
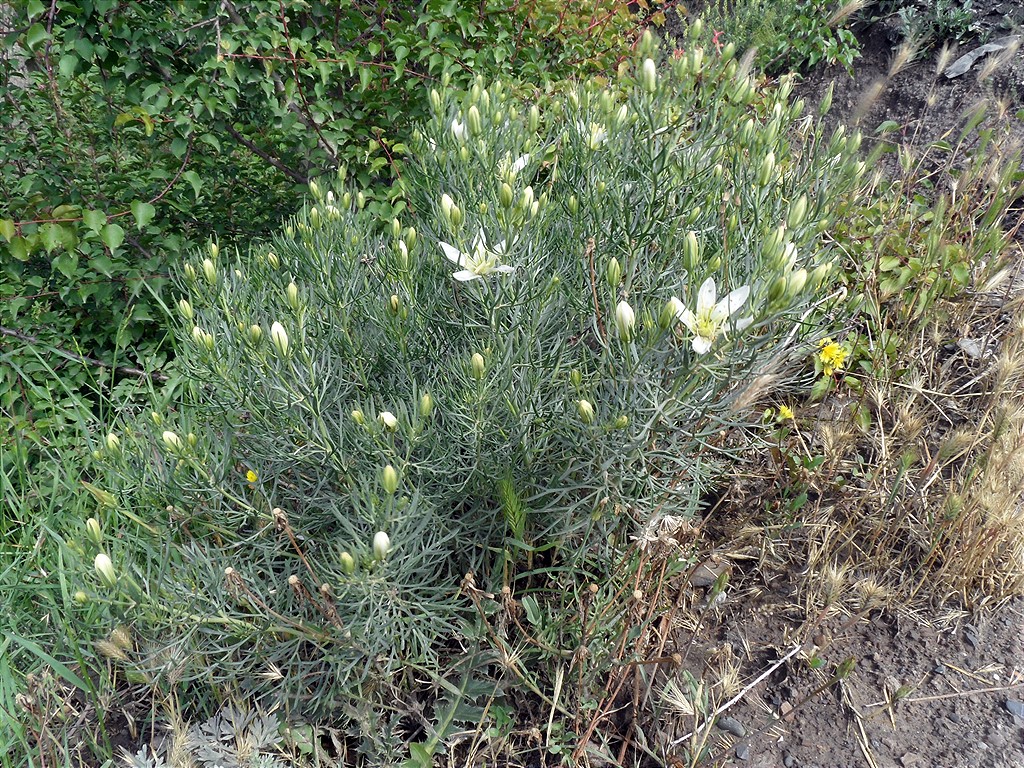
[577,399,596,424]
[340,551,355,575]
[471,352,486,380]
[86,517,102,546]
[105,432,120,453]
[641,57,657,92]
[615,300,636,342]
[94,553,116,588]
[270,322,289,357]
[202,258,216,284]
[606,257,622,289]
[381,464,399,495]
[379,411,398,430]
[162,430,183,453]
[372,531,392,561]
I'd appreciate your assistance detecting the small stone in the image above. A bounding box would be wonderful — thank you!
[1005,699,1024,718]
[779,701,795,722]
[963,624,980,649]
[734,743,750,761]
[783,754,796,768]
[716,715,746,737]
[900,753,923,767]
[948,712,963,724]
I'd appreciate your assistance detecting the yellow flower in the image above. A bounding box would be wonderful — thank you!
[245,470,258,484]
[777,404,795,421]
[817,338,849,376]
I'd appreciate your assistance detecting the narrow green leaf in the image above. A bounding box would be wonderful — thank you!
[4,632,89,693]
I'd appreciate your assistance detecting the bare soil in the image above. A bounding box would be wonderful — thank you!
[659,4,1024,767]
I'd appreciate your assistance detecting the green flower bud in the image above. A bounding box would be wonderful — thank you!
[467,105,482,136]
[811,262,833,289]
[819,82,834,116]
[208,240,219,260]
[606,257,622,289]
[202,258,216,285]
[787,194,809,229]
[429,88,442,114]
[105,433,120,453]
[94,553,117,588]
[577,399,596,425]
[186,432,197,447]
[86,517,103,546]
[309,206,321,228]
[403,227,417,251]
[767,275,788,303]
[74,590,88,604]
[570,369,582,388]
[419,392,434,418]
[183,263,197,283]
[471,352,486,380]
[267,251,280,269]
[381,464,399,495]
[356,191,366,209]
[459,145,470,164]
[613,415,629,429]
[150,411,163,427]
[499,182,514,209]
[659,296,684,330]
[388,294,400,315]
[529,104,540,133]
[568,195,579,216]
[177,299,193,322]
[248,324,262,345]
[787,268,809,297]
[520,186,534,212]
[690,18,702,40]
[270,321,289,357]
[372,531,391,561]
[351,409,365,425]
[391,218,401,239]
[340,551,355,575]
[758,151,776,186]
[682,230,701,271]
[309,179,322,200]
[286,282,300,312]
[722,41,736,60]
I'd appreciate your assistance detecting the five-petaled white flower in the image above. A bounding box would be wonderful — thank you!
[675,277,753,354]
[439,231,515,282]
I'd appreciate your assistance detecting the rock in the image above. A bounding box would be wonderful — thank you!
[734,742,750,761]
[948,711,963,724]
[900,753,923,767]
[1005,699,1024,718]
[716,715,746,737]
[779,701,795,722]
[963,624,980,650]
[783,753,796,768]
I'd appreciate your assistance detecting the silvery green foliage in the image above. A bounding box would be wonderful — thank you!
[121,708,285,768]
[99,31,869,726]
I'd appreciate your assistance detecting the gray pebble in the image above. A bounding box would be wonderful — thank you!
[1005,699,1024,718]
[783,753,797,768]
[716,715,746,737]
[734,743,750,761]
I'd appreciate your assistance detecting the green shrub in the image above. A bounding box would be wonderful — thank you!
[73,31,872,759]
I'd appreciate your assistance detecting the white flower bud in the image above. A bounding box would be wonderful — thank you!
[351,409,365,425]
[94,553,117,588]
[379,411,398,430]
[86,517,103,546]
[641,58,657,93]
[372,531,391,561]
[340,551,355,575]
[286,281,300,312]
[270,321,289,357]
[467,105,482,136]
[577,399,596,425]
[162,430,183,453]
[615,300,635,342]
[105,433,120,453]
[682,230,701,271]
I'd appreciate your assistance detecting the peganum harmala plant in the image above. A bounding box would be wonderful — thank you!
[80,30,872,756]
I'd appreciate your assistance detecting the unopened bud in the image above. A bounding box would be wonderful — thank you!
[309,179,322,200]
[248,324,262,345]
[388,294,400,315]
[471,352,486,380]
[529,104,540,133]
[162,430,183,453]
[660,296,684,329]
[94,553,117,588]
[286,282,300,312]
[379,411,398,430]
[577,399,596,425]
[615,300,635,342]
[606,257,622,288]
[758,151,776,186]
[183,263,197,283]
[381,464,399,495]
[351,409,365,425]
[419,392,434,418]
[429,88,442,114]
[177,299,193,322]
[372,531,392,561]
[787,268,809,297]
[202,258,216,284]
[682,230,701,271]
[105,433,120,453]
[613,415,629,429]
[787,194,809,229]
[356,191,366,209]
[467,105,482,136]
[340,551,355,575]
[267,251,280,269]
[86,517,103,546]
[570,369,582,387]
[568,195,579,216]
[270,321,290,357]
[641,58,657,92]
[499,182,514,209]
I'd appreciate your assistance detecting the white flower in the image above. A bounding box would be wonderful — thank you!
[615,300,635,342]
[372,531,392,561]
[439,231,515,282]
[577,121,608,150]
[379,411,398,430]
[511,153,530,173]
[450,118,467,142]
[675,277,753,355]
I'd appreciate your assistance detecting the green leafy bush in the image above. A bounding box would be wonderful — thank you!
[75,32,872,758]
